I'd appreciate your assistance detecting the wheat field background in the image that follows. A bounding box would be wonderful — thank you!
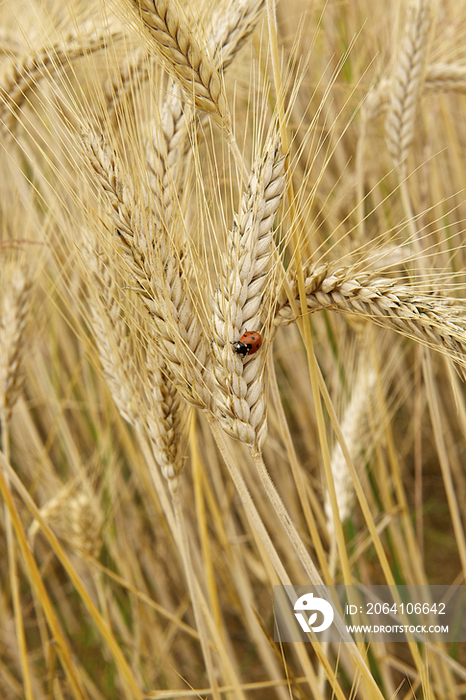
[0,0,466,698]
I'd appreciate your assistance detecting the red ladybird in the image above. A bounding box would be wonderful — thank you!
[231,331,262,358]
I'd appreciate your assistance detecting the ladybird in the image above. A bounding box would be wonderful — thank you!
[231,331,262,358]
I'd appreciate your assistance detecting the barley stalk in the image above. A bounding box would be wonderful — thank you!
[0,259,33,700]
[385,0,432,166]
[212,133,286,448]
[275,262,466,373]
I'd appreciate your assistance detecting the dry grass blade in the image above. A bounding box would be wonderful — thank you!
[212,133,286,448]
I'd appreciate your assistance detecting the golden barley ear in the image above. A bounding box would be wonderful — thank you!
[424,62,466,94]
[144,349,188,496]
[385,0,433,167]
[275,262,466,377]
[324,362,376,536]
[0,23,121,135]
[80,126,211,410]
[145,0,265,216]
[212,132,286,449]
[82,235,143,426]
[28,483,103,559]
[124,0,230,128]
[0,260,33,423]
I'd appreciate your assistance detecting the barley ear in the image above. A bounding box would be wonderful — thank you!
[126,0,230,129]
[325,365,376,536]
[385,0,433,167]
[68,490,104,559]
[144,350,187,496]
[0,25,120,135]
[80,126,211,410]
[145,0,265,214]
[209,0,265,71]
[212,133,286,448]
[0,262,33,423]
[83,237,142,426]
[424,62,466,94]
[275,262,466,376]
[29,484,103,559]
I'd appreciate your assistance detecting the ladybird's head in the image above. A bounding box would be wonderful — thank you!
[231,340,249,358]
